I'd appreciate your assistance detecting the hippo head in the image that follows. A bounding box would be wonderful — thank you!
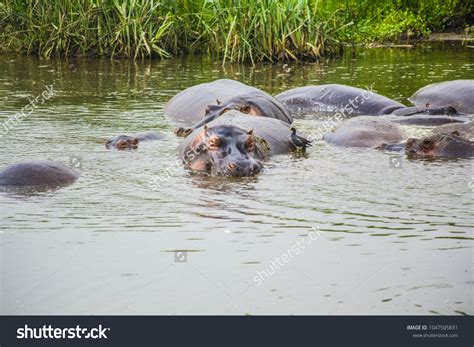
[181,125,263,177]
[204,93,292,124]
[425,104,459,116]
[105,135,138,150]
[405,131,472,158]
[174,93,291,138]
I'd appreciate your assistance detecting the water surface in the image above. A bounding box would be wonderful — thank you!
[1,42,473,315]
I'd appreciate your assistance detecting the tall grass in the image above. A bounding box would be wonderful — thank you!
[0,0,471,62]
[0,0,346,62]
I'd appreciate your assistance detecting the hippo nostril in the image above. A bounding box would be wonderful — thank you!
[228,162,238,170]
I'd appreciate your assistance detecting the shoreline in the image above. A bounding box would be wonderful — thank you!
[1,32,472,61]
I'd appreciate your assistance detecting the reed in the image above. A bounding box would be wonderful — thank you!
[0,0,470,62]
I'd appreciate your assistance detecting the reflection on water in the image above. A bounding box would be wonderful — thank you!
[0,42,473,315]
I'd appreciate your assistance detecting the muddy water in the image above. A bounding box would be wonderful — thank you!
[0,42,473,315]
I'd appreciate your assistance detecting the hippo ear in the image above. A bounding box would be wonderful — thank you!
[247,129,253,135]
[216,99,221,105]
[203,124,209,136]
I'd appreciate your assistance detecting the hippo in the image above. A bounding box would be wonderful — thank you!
[164,79,263,125]
[405,132,474,158]
[409,80,474,114]
[389,114,468,126]
[275,84,466,125]
[106,131,165,150]
[323,116,405,148]
[391,104,460,117]
[178,110,293,176]
[432,121,473,139]
[275,84,405,116]
[379,122,474,157]
[175,91,292,137]
[0,160,80,188]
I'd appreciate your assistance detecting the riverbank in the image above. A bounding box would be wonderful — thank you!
[0,0,472,62]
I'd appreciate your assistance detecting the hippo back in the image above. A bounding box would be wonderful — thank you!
[164,79,262,125]
[432,121,474,140]
[409,80,474,114]
[179,110,293,156]
[275,84,405,116]
[0,160,80,187]
[324,116,404,147]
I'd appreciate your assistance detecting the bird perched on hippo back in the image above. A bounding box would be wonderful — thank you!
[290,127,312,151]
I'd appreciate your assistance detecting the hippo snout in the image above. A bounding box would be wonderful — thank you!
[221,159,263,177]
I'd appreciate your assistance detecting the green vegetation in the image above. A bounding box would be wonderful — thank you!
[0,0,472,62]
[339,0,473,42]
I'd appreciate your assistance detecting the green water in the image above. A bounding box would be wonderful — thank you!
[0,42,473,314]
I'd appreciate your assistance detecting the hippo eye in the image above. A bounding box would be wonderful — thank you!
[241,106,251,114]
[422,139,431,148]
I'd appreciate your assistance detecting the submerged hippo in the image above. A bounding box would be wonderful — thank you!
[275,84,405,116]
[323,116,404,148]
[164,79,262,125]
[405,132,474,158]
[106,131,165,150]
[175,91,292,136]
[275,84,465,125]
[379,122,474,158]
[178,110,293,176]
[409,80,474,114]
[432,121,473,139]
[0,160,79,188]
[389,114,467,126]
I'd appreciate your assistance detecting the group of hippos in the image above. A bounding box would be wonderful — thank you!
[0,79,473,190]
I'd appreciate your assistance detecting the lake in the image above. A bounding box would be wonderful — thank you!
[0,42,473,315]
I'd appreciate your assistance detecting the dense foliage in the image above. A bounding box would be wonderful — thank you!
[0,0,472,62]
